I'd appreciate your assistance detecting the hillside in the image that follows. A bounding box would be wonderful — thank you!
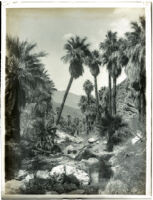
[53,90,81,109]
[52,101,82,118]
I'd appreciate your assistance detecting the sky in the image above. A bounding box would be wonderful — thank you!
[6,8,145,95]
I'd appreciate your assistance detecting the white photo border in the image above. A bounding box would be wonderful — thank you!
[1,0,152,199]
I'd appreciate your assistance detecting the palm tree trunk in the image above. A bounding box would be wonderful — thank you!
[87,94,90,105]
[56,76,73,125]
[108,73,112,115]
[86,115,89,135]
[113,77,116,116]
[5,87,21,180]
[94,76,99,109]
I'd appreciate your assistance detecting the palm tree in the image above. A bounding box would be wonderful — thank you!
[82,80,95,134]
[100,31,118,115]
[86,50,101,111]
[83,79,94,104]
[99,86,109,116]
[6,36,47,142]
[5,36,47,179]
[56,36,90,125]
[79,95,88,114]
[111,38,129,116]
[109,51,122,115]
[124,16,145,121]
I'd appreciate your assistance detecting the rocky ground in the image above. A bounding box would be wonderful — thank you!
[5,125,145,195]
[5,129,114,194]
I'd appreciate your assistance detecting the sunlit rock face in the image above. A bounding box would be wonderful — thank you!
[49,164,90,186]
[116,79,138,121]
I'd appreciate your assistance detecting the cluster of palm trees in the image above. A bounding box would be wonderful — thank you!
[56,16,145,126]
[5,36,56,179]
[6,36,56,143]
[79,80,97,134]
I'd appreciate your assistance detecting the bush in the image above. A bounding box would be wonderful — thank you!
[82,185,99,194]
[105,179,129,194]
[5,142,21,180]
[21,173,81,194]
[21,178,48,194]
[110,139,146,194]
[112,126,132,145]
[97,114,128,151]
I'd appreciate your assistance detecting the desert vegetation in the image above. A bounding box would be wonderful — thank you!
[5,16,146,195]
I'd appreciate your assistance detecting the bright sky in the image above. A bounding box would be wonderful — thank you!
[6,8,145,95]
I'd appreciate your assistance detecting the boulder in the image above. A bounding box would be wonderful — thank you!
[50,165,90,186]
[5,180,24,194]
[75,148,97,161]
[55,130,83,144]
[131,136,140,144]
[66,145,74,154]
[36,170,50,179]
[24,174,34,183]
[88,138,97,143]
[17,170,28,180]
[87,158,99,166]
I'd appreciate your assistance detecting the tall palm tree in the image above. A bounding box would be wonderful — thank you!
[86,50,101,111]
[79,93,96,134]
[56,36,90,125]
[100,31,118,115]
[82,80,94,134]
[83,79,94,104]
[108,51,122,115]
[79,95,88,114]
[6,36,47,143]
[5,36,48,180]
[125,16,145,121]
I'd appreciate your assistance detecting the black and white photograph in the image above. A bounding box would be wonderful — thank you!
[1,1,152,198]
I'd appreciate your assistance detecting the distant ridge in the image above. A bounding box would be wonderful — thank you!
[53,90,81,109]
[52,101,82,118]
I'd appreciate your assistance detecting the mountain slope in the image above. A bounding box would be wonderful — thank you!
[53,90,81,109]
[53,101,82,118]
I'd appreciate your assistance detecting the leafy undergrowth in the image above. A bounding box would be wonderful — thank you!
[103,138,146,194]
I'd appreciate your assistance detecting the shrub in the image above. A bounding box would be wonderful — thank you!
[110,139,146,194]
[97,114,128,151]
[104,179,129,194]
[82,185,99,194]
[112,126,132,145]
[21,178,47,194]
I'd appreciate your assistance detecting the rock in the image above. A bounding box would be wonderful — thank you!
[131,136,140,144]
[49,165,65,183]
[66,145,74,154]
[17,170,28,180]
[5,180,23,194]
[24,174,34,183]
[55,130,83,144]
[36,170,50,179]
[131,131,143,144]
[87,158,99,166]
[75,148,97,161]
[65,145,77,157]
[88,138,97,143]
[50,165,90,186]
